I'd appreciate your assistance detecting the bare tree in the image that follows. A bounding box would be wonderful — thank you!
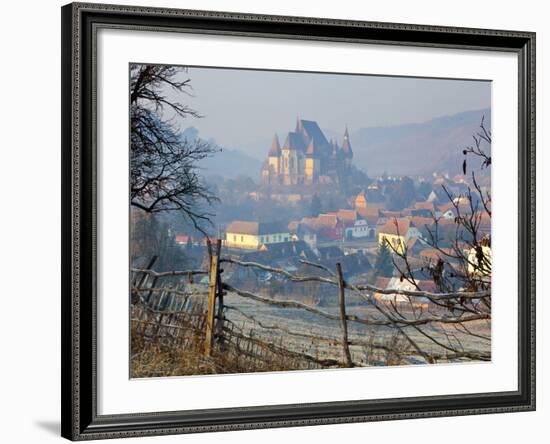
[130,64,220,233]
[381,117,492,362]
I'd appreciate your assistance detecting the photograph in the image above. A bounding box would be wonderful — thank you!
[129,64,493,378]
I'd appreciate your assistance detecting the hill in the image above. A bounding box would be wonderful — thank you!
[351,108,491,176]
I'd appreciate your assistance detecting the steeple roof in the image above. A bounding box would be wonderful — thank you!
[300,119,329,148]
[341,126,353,158]
[283,132,307,151]
[268,134,281,156]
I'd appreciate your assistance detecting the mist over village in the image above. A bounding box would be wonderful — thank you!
[130,65,492,377]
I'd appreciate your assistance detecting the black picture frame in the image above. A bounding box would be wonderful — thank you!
[61,2,536,440]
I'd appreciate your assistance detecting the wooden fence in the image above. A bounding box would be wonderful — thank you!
[131,239,492,373]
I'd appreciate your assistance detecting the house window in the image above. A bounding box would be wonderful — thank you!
[260,236,264,243]
[233,235,236,242]
[241,236,244,242]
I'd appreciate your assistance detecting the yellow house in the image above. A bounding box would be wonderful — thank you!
[224,221,291,250]
[377,218,411,254]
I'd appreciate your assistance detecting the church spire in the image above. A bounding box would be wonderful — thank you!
[295,116,302,133]
[341,125,353,158]
[268,134,281,156]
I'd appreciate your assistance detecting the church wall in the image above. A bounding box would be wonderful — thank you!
[268,155,279,174]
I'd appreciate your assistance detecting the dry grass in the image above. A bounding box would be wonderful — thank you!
[130,304,320,378]
[130,299,491,378]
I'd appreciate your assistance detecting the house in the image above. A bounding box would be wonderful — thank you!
[345,219,375,239]
[381,210,402,219]
[242,240,318,264]
[373,276,433,307]
[175,234,192,246]
[354,189,386,210]
[357,206,379,221]
[354,191,368,209]
[426,188,449,205]
[409,216,433,239]
[336,209,358,226]
[227,240,318,283]
[356,207,380,233]
[377,218,412,254]
[316,213,345,241]
[412,201,438,218]
[224,220,290,250]
[415,201,436,213]
[405,237,424,256]
[174,235,209,248]
[317,246,344,262]
[316,246,371,278]
[438,201,473,219]
[340,251,372,277]
[290,223,318,250]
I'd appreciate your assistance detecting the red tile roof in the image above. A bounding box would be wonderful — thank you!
[336,209,358,223]
[357,207,380,219]
[380,218,410,236]
[410,216,434,228]
[225,221,288,235]
[175,235,191,244]
[381,210,402,219]
[415,201,435,212]
[317,213,339,228]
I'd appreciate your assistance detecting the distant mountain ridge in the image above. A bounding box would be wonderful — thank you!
[351,108,491,176]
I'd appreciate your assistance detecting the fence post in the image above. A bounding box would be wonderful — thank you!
[204,239,221,357]
[215,241,225,347]
[336,262,353,367]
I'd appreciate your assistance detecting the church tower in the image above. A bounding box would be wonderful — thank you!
[281,132,303,185]
[268,134,281,175]
[341,126,353,168]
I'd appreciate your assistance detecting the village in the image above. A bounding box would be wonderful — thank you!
[158,119,491,308]
[173,174,491,307]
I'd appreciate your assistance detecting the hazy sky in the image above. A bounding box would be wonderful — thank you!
[165,66,491,158]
